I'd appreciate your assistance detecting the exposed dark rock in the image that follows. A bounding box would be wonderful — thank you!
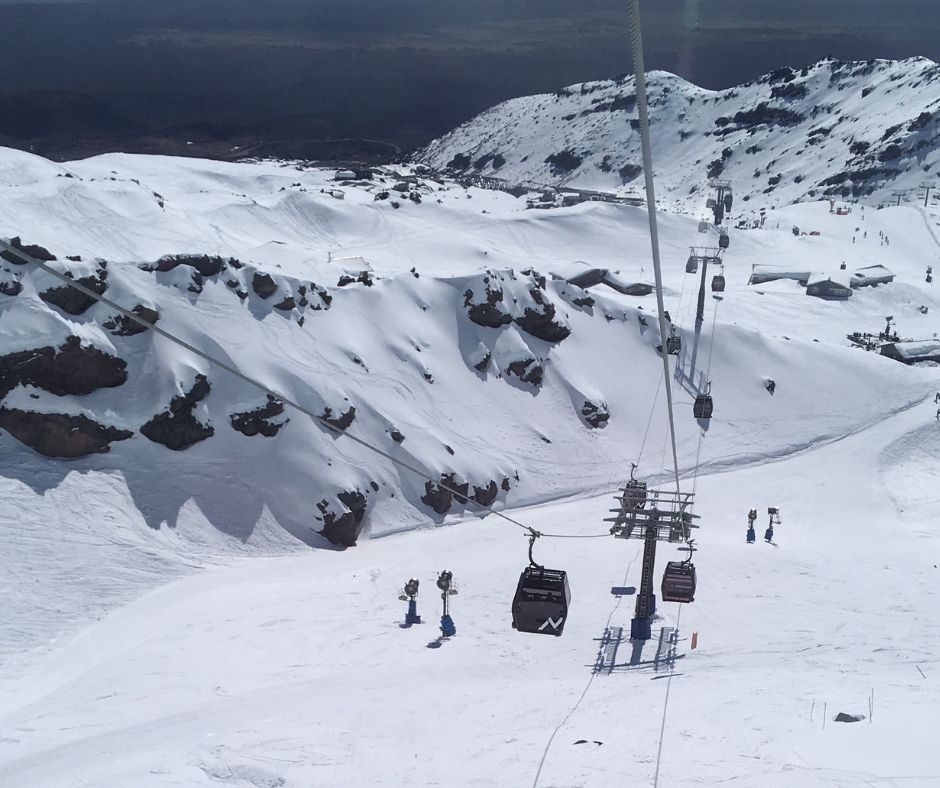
[0,279,22,296]
[421,472,470,514]
[878,143,904,161]
[446,152,472,171]
[545,149,583,175]
[151,254,232,277]
[514,289,570,342]
[618,163,642,181]
[390,428,405,443]
[273,295,296,311]
[319,489,368,546]
[188,271,204,294]
[581,400,610,428]
[520,269,547,290]
[770,81,808,100]
[39,266,108,315]
[473,351,492,372]
[0,407,132,457]
[140,374,214,450]
[464,277,512,328]
[472,480,498,507]
[252,272,278,299]
[834,712,865,723]
[0,237,57,265]
[0,336,127,399]
[102,304,160,336]
[501,477,512,492]
[230,394,288,437]
[506,358,543,387]
[319,405,356,431]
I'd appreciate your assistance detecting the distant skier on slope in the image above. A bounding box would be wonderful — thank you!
[934,392,939,403]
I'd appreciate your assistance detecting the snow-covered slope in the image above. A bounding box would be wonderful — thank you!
[419,57,940,213]
[2,146,940,660]
[1,399,939,788]
[2,71,940,785]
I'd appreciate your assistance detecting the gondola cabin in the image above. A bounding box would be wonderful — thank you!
[711,274,725,292]
[661,561,696,603]
[512,566,570,635]
[686,255,698,274]
[623,478,648,508]
[697,221,710,233]
[718,232,730,249]
[693,394,713,419]
[666,334,682,355]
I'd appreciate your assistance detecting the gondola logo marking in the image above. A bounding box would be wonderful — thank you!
[539,617,564,632]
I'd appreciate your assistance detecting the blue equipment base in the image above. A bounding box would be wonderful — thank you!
[747,527,756,543]
[631,616,652,641]
[440,614,456,638]
[405,600,422,626]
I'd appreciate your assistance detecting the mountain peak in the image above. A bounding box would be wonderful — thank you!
[418,57,940,212]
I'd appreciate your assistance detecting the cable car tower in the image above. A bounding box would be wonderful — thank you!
[606,465,699,640]
[687,246,723,324]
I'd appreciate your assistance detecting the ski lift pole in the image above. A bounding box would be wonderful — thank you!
[627,0,681,494]
[696,253,709,324]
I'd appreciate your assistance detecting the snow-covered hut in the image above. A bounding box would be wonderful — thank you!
[748,264,811,285]
[806,275,853,300]
[850,265,895,287]
[880,340,940,365]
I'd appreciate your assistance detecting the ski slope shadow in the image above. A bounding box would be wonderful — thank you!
[0,438,340,550]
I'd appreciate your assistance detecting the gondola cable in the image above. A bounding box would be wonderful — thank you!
[627,0,682,495]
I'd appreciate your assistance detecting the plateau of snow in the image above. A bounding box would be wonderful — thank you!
[2,59,940,788]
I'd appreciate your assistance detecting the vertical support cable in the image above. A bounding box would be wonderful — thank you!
[627,0,681,493]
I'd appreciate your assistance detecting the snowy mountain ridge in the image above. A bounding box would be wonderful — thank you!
[418,57,940,213]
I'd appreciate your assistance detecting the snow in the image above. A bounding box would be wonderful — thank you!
[1,400,939,787]
[418,57,940,218]
[889,340,940,360]
[2,56,940,786]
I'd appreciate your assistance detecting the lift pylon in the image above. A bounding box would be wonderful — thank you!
[606,482,699,640]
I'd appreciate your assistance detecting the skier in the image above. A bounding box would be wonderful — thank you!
[766,379,776,395]
[934,392,940,403]
[936,408,940,422]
